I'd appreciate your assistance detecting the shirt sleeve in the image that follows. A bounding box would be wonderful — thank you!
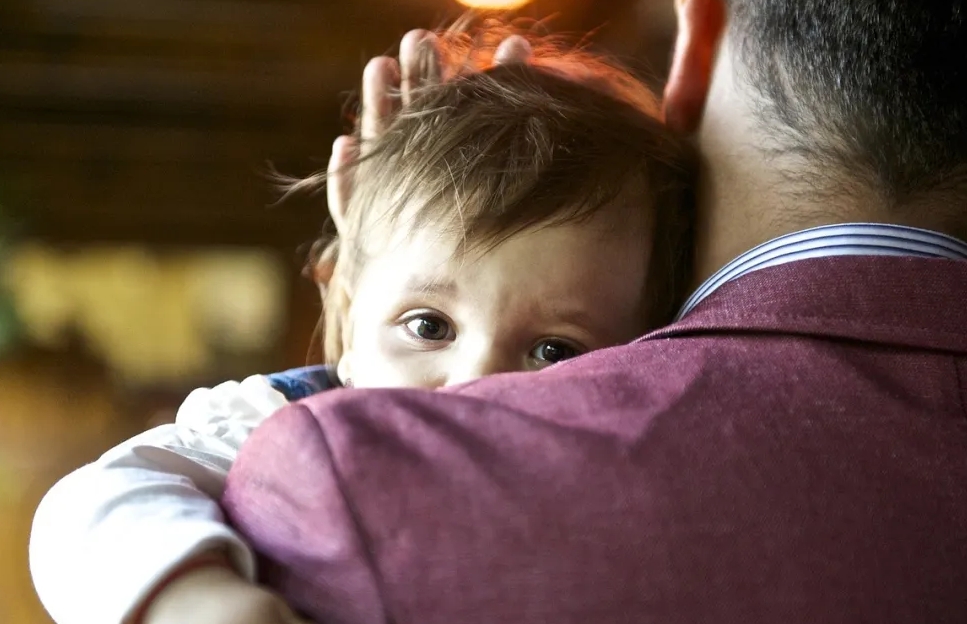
[29,374,290,624]
[221,402,386,624]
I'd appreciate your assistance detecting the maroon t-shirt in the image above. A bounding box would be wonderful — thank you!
[223,256,967,624]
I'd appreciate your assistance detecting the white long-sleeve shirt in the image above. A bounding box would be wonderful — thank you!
[29,367,336,624]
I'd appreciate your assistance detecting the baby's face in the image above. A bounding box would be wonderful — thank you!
[339,207,651,388]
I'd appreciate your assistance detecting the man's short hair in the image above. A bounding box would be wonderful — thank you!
[730,1,967,209]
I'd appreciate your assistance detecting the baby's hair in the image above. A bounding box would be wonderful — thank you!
[295,20,696,366]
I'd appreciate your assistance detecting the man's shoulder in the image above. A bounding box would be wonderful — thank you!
[241,331,967,621]
[225,257,967,622]
[289,323,961,469]
[289,334,786,438]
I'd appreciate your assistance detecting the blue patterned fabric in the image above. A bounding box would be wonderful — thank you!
[265,365,339,401]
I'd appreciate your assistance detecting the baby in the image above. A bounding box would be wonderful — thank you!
[29,24,695,624]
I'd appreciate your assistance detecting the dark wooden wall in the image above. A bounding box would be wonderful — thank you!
[0,0,663,250]
[0,0,428,247]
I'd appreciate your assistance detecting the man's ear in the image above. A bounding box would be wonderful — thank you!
[663,0,727,134]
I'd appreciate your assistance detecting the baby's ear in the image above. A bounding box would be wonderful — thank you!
[310,240,339,296]
[336,350,353,387]
[327,136,358,236]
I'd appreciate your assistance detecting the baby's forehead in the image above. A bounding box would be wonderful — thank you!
[363,210,648,290]
[358,195,648,257]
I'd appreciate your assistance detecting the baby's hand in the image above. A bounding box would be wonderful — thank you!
[139,559,309,624]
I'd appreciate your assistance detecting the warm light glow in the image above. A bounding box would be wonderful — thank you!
[455,0,534,9]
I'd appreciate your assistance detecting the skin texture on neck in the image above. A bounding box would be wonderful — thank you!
[666,1,967,288]
[689,36,878,286]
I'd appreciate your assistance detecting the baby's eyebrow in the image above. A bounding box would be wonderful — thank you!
[542,303,629,341]
[552,307,597,328]
[401,280,458,297]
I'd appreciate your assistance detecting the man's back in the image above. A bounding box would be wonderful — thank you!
[223,255,967,623]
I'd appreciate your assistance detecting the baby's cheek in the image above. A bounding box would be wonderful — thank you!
[351,355,402,388]
[352,355,439,389]
[350,331,440,389]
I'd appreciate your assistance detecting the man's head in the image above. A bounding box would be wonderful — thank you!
[664,0,967,278]
[305,26,695,387]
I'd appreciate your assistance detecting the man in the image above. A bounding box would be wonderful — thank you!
[37,2,967,623]
[222,2,967,620]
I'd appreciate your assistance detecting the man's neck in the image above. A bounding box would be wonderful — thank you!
[690,50,961,289]
[689,137,879,289]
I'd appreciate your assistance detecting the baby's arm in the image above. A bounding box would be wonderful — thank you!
[29,374,291,624]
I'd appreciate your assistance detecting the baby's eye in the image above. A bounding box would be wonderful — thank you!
[530,340,583,365]
[403,315,454,342]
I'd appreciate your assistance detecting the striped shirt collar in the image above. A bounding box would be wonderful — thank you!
[676,223,967,321]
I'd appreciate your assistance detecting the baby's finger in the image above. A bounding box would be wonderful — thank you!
[494,35,533,65]
[400,29,440,106]
[360,56,400,143]
[326,134,358,232]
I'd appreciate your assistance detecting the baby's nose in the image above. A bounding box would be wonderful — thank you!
[443,349,521,387]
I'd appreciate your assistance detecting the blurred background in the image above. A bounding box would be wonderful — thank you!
[0,0,676,621]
